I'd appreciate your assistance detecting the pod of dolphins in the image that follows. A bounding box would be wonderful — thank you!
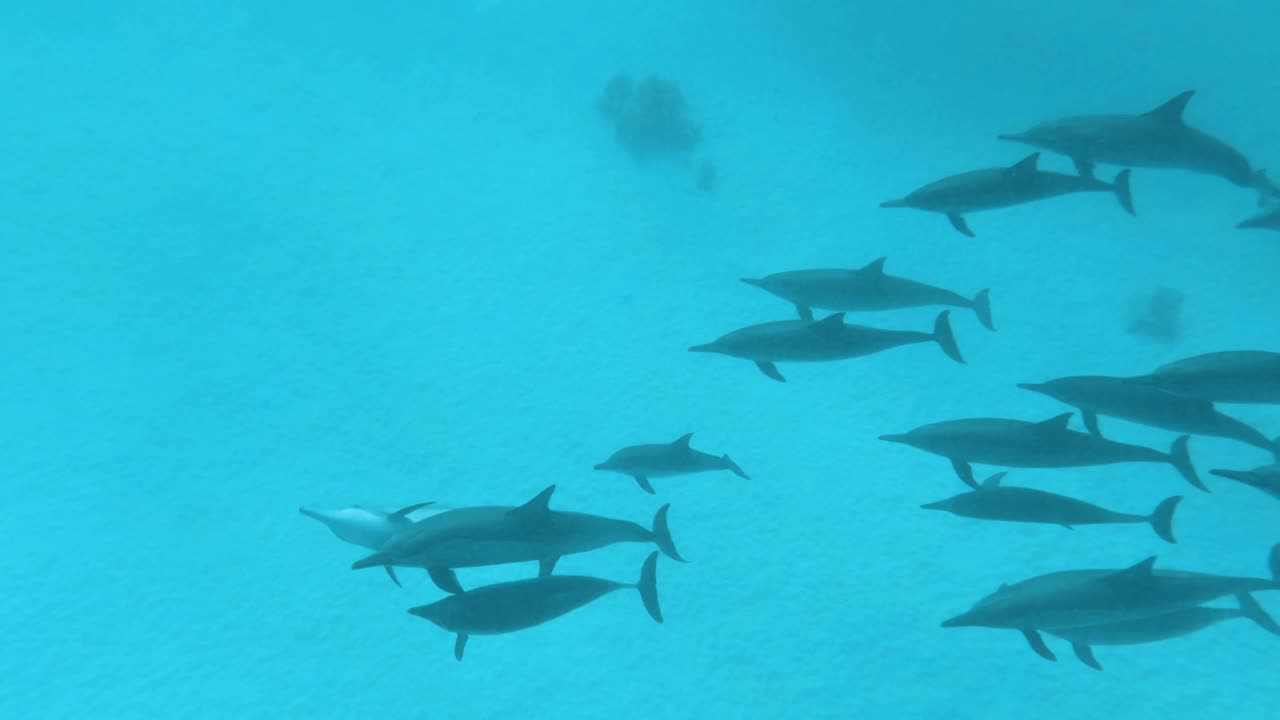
[301,90,1280,668]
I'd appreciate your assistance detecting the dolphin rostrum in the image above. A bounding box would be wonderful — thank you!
[1128,350,1280,404]
[1238,205,1280,232]
[880,152,1133,237]
[1043,593,1280,670]
[740,257,994,329]
[594,432,748,494]
[941,544,1280,661]
[352,486,684,593]
[879,413,1204,491]
[690,310,964,382]
[999,90,1279,204]
[409,551,662,661]
[921,472,1182,543]
[1209,464,1280,502]
[1018,374,1278,458]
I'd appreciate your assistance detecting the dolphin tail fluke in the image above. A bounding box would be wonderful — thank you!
[723,454,750,479]
[1148,495,1183,544]
[1169,435,1206,492]
[636,551,663,623]
[932,311,965,364]
[1272,437,1280,463]
[972,289,995,331]
[651,504,686,562]
[1269,543,1280,586]
[1113,169,1135,215]
[1237,592,1280,635]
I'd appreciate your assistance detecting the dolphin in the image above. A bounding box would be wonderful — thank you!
[409,551,662,661]
[740,257,994,329]
[1209,464,1280,501]
[300,502,437,587]
[999,90,1279,204]
[941,544,1280,660]
[921,472,1181,543]
[1128,350,1280,404]
[880,152,1133,237]
[879,413,1204,491]
[352,486,685,593]
[1238,206,1280,232]
[594,432,748,494]
[1043,593,1280,670]
[1018,375,1278,458]
[689,310,964,382]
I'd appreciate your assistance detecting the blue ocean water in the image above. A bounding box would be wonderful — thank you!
[4,1,1280,717]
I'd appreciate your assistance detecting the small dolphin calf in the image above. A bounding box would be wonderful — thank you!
[595,432,747,494]
[1000,90,1278,203]
[880,153,1133,237]
[353,486,684,593]
[880,413,1203,491]
[1043,593,1280,670]
[921,472,1181,543]
[408,551,662,661]
[1129,350,1280,404]
[740,257,994,329]
[1019,374,1277,457]
[1238,206,1280,232]
[1210,464,1280,501]
[942,544,1280,659]
[690,310,964,382]
[300,502,437,586]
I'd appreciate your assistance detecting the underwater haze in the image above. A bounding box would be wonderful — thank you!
[5,1,1280,718]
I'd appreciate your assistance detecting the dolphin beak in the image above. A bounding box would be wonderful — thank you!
[593,463,609,471]
[997,133,1025,142]
[940,614,971,628]
[1238,217,1266,229]
[740,278,764,287]
[880,199,908,208]
[1016,383,1042,392]
[920,501,947,511]
[1209,469,1254,482]
[879,433,909,444]
[688,343,716,353]
[299,506,338,527]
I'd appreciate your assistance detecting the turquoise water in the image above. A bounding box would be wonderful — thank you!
[5,2,1280,718]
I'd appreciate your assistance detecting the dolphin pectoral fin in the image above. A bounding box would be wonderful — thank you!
[428,567,464,594]
[1021,629,1056,662]
[950,459,979,490]
[946,213,975,238]
[755,361,786,382]
[795,304,814,322]
[1082,411,1103,438]
[454,634,468,661]
[539,556,559,577]
[384,566,402,588]
[1072,642,1102,670]
[389,501,434,520]
[634,475,656,494]
[1073,156,1096,179]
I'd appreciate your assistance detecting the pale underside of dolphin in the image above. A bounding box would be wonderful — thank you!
[300,502,437,587]
[999,90,1279,205]
[880,152,1133,237]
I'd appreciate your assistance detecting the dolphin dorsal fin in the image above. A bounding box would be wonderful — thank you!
[980,472,1007,490]
[1144,91,1194,124]
[857,257,887,276]
[1007,153,1040,176]
[810,313,846,334]
[389,501,434,520]
[1037,412,1074,431]
[509,485,555,523]
[1105,556,1158,586]
[672,433,693,448]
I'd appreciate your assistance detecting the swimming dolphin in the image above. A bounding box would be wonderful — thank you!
[941,544,1280,659]
[1128,350,1280,404]
[408,551,662,661]
[921,472,1181,543]
[300,502,438,587]
[1209,464,1280,501]
[1043,593,1280,670]
[740,257,994,329]
[1238,206,1280,232]
[880,153,1133,237]
[594,432,748,494]
[1018,375,1278,458]
[689,310,964,382]
[352,486,684,593]
[879,413,1204,491]
[999,90,1279,204]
